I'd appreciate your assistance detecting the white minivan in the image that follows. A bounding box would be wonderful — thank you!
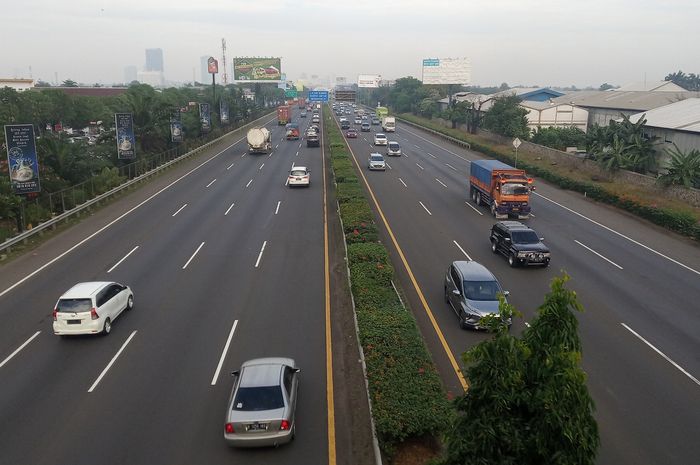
[53,282,134,336]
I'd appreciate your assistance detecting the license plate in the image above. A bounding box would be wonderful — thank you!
[512,208,520,212]
[67,320,81,325]
[247,423,268,431]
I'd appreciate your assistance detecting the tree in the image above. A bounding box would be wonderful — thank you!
[531,126,586,151]
[658,145,700,188]
[598,83,615,91]
[664,70,700,91]
[586,115,658,173]
[482,95,530,139]
[61,79,78,87]
[441,275,599,465]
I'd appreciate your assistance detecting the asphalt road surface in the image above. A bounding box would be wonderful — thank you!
[334,109,700,465]
[0,108,374,465]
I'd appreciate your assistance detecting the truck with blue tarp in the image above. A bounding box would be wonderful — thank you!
[469,159,534,219]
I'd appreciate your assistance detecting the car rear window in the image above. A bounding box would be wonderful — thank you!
[462,281,501,301]
[233,386,284,411]
[291,169,307,176]
[56,298,93,313]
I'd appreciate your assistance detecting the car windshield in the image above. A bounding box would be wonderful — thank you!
[501,183,529,195]
[389,143,399,150]
[463,281,501,301]
[376,134,385,138]
[511,230,540,244]
[56,298,93,313]
[232,386,284,411]
[371,155,384,161]
[291,169,307,176]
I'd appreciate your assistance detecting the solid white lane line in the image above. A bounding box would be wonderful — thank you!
[399,178,407,188]
[0,331,41,369]
[416,163,425,170]
[259,163,265,170]
[255,241,267,268]
[88,330,137,392]
[621,323,700,387]
[275,201,281,215]
[227,162,235,170]
[224,202,235,216]
[206,178,217,188]
[453,240,472,260]
[172,204,187,217]
[428,152,437,159]
[574,240,623,269]
[210,320,239,386]
[107,246,139,273]
[464,201,484,216]
[445,163,458,171]
[245,179,253,188]
[435,178,448,188]
[536,192,699,276]
[419,201,432,216]
[182,242,205,269]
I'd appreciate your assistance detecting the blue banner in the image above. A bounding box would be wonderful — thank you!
[200,103,211,133]
[220,101,230,124]
[115,113,136,159]
[422,58,440,66]
[308,90,329,102]
[4,124,41,194]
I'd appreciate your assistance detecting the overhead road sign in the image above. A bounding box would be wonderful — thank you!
[308,90,329,102]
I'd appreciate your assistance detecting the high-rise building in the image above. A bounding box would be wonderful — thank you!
[200,56,210,84]
[145,48,164,72]
[124,66,137,84]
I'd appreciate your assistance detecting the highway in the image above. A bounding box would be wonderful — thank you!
[333,109,700,465]
[0,108,374,465]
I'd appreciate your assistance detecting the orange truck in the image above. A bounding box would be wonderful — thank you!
[469,159,534,219]
[277,105,291,125]
[297,97,306,109]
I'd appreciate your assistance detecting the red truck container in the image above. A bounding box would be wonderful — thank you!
[297,97,306,109]
[469,159,533,219]
[277,105,291,125]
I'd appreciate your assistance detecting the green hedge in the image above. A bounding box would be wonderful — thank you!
[324,108,452,455]
[400,113,700,241]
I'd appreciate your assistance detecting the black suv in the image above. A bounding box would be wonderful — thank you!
[490,221,550,267]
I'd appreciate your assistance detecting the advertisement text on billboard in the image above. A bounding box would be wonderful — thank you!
[233,57,282,81]
[115,113,136,159]
[4,124,41,194]
[421,57,471,85]
[357,74,381,88]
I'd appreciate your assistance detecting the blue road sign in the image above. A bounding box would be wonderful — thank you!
[308,90,329,102]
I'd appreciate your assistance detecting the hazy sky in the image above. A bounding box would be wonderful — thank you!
[3,0,699,88]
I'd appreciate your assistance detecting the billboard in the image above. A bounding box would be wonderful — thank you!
[199,103,211,133]
[115,113,136,159]
[233,57,282,81]
[207,57,219,74]
[358,74,381,88]
[4,124,41,194]
[170,109,183,142]
[308,90,329,102]
[421,57,471,85]
[220,101,229,124]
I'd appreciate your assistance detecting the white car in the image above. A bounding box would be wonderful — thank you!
[354,118,362,125]
[311,115,320,123]
[288,166,310,187]
[368,153,386,171]
[373,133,388,146]
[53,282,134,336]
[386,141,402,156]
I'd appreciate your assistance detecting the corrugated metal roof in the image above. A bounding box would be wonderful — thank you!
[616,81,687,92]
[628,98,700,133]
[550,90,700,111]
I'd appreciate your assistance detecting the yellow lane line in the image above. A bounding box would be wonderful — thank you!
[331,114,469,391]
[323,109,337,465]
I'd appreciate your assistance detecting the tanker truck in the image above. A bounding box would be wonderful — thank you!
[469,159,534,219]
[246,127,272,154]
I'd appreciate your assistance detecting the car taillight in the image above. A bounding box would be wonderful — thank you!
[53,309,57,321]
[280,420,290,431]
[225,423,235,434]
[90,308,98,320]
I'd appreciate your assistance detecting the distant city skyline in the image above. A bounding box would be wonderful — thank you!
[2,1,699,88]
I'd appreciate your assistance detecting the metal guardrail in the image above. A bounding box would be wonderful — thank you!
[0,111,275,255]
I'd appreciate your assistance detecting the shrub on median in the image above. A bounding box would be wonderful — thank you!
[324,107,452,456]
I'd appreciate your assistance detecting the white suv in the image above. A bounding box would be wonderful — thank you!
[53,282,134,336]
[373,133,388,146]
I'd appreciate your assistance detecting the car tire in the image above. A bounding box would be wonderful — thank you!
[476,192,482,206]
[491,202,497,217]
[459,311,468,330]
[491,240,498,253]
[126,295,134,311]
[508,254,518,268]
[103,318,112,335]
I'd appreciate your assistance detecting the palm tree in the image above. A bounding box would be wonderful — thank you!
[596,134,631,172]
[658,145,700,188]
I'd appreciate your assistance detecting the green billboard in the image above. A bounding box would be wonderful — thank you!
[285,89,298,98]
[233,57,282,81]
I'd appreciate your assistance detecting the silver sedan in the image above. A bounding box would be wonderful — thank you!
[224,358,299,447]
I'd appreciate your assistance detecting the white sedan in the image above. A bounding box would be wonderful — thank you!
[288,166,310,187]
[373,133,388,146]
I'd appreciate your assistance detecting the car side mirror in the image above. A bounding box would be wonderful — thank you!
[294,368,301,373]
[540,237,545,241]
[503,291,510,297]
[231,370,240,377]
[504,238,511,242]
[452,289,461,296]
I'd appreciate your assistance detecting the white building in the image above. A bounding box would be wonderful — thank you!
[520,101,589,132]
[136,71,164,87]
[0,78,34,91]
